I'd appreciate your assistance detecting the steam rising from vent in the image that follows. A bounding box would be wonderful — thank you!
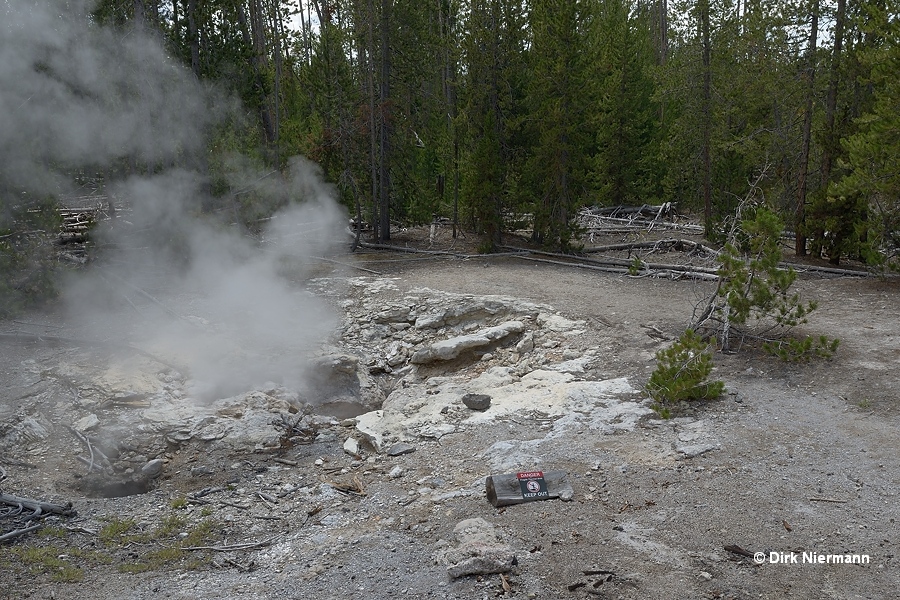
[2,1,346,401]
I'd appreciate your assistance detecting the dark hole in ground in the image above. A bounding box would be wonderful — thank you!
[78,475,154,498]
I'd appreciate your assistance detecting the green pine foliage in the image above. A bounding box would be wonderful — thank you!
[0,197,62,316]
[704,206,840,360]
[832,0,900,272]
[525,0,599,250]
[8,1,900,266]
[717,208,814,330]
[646,329,725,419]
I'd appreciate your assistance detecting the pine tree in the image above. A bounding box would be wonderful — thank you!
[525,0,600,250]
[593,0,662,206]
[459,0,529,249]
[833,0,900,268]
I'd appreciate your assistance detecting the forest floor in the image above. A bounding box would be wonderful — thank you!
[0,220,898,600]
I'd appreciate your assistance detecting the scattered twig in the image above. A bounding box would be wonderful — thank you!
[808,497,848,503]
[723,544,755,558]
[640,324,670,341]
[192,486,226,498]
[69,426,107,474]
[272,458,298,466]
[256,492,277,510]
[222,556,255,572]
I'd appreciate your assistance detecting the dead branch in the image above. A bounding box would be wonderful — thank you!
[641,324,670,341]
[0,492,77,518]
[0,523,42,543]
[69,426,112,474]
[309,255,382,275]
[511,254,630,275]
[779,262,876,278]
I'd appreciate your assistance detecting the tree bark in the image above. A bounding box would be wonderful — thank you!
[378,0,392,241]
[700,0,712,237]
[187,0,200,77]
[821,0,845,187]
[795,0,819,257]
[366,0,379,241]
[236,0,277,156]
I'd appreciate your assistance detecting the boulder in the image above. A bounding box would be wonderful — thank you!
[410,321,525,364]
[440,518,516,578]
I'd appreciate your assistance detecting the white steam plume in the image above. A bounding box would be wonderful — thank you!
[3,1,347,401]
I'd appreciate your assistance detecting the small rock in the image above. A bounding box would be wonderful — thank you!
[386,442,416,457]
[190,465,215,477]
[516,332,534,354]
[74,414,100,432]
[343,438,360,456]
[389,466,404,479]
[699,571,713,581]
[340,418,358,427]
[462,393,491,411]
[676,443,718,459]
[141,459,165,479]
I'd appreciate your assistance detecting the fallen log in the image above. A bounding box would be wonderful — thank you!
[509,253,719,281]
[485,470,573,507]
[0,492,77,518]
[584,204,677,218]
[581,238,720,257]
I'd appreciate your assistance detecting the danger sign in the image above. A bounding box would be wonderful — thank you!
[516,470,549,501]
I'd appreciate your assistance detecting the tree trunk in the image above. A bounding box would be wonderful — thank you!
[236,0,277,156]
[134,0,145,26]
[700,0,712,236]
[367,0,379,241]
[795,0,818,257]
[821,0,845,187]
[188,0,200,77]
[378,0,392,242]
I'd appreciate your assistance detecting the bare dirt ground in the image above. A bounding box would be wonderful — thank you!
[1,223,898,600]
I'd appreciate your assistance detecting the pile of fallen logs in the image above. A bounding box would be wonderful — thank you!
[578,204,705,237]
[57,198,112,245]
